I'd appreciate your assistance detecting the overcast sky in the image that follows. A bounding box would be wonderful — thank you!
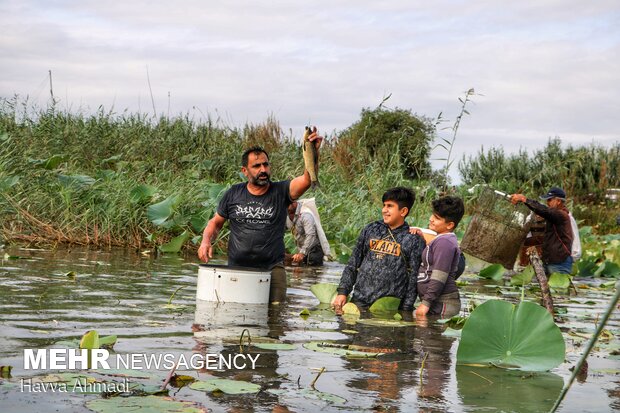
[1,1,618,181]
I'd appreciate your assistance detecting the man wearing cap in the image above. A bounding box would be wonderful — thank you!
[510,187,574,274]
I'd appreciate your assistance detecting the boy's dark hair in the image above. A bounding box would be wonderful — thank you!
[382,187,416,217]
[432,196,465,227]
[241,146,269,167]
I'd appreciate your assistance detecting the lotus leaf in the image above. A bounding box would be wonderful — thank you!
[548,273,571,289]
[303,341,382,358]
[342,302,360,315]
[58,174,96,189]
[130,184,157,203]
[93,368,155,379]
[189,378,261,394]
[147,195,181,226]
[456,300,565,371]
[310,283,338,304]
[595,261,620,278]
[478,264,505,281]
[80,330,99,350]
[252,342,296,350]
[510,266,534,286]
[87,395,207,413]
[0,365,12,378]
[369,296,401,313]
[30,154,65,170]
[0,175,19,191]
[170,374,196,388]
[99,335,117,349]
[159,230,191,253]
[355,318,416,327]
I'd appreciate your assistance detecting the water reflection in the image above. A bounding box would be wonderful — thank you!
[0,246,619,413]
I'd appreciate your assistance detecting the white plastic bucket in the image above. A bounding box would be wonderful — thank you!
[197,264,271,304]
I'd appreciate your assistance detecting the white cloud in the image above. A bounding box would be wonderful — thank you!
[0,0,618,183]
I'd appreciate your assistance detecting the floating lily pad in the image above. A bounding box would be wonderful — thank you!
[87,395,207,413]
[252,343,297,351]
[80,330,99,349]
[438,314,468,329]
[443,327,462,337]
[189,378,261,394]
[99,335,117,349]
[1,365,12,378]
[510,266,534,286]
[92,368,157,379]
[457,300,565,371]
[548,273,572,289]
[369,296,401,313]
[478,264,506,281]
[310,283,338,304]
[303,341,383,358]
[170,374,197,388]
[355,318,416,327]
[342,302,360,315]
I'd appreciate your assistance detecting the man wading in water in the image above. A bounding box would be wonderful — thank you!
[198,130,323,303]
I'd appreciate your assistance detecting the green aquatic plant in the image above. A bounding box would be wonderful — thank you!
[456,300,565,371]
[87,395,207,413]
[509,266,534,286]
[189,378,261,394]
[310,283,338,304]
[548,272,572,289]
[159,230,191,253]
[369,296,401,313]
[477,264,505,281]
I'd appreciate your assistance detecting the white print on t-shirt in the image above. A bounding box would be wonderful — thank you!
[234,203,274,220]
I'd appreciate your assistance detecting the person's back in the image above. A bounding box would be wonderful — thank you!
[416,196,465,318]
[332,187,425,312]
[288,201,324,266]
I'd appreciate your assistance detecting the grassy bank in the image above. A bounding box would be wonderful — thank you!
[1,98,618,262]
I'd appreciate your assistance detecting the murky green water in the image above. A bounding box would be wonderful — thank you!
[0,247,618,412]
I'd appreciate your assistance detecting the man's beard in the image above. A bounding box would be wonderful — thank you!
[250,172,271,186]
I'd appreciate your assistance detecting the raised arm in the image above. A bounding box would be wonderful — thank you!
[198,213,226,263]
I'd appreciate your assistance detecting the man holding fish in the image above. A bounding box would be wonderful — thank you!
[198,126,322,303]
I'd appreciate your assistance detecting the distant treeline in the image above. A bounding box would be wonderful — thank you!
[0,97,617,257]
[459,139,619,200]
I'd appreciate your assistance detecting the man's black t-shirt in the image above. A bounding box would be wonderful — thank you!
[217,180,292,269]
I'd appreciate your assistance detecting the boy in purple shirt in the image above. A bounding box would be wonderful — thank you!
[415,196,465,318]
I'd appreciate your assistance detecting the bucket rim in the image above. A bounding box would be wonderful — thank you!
[199,263,271,273]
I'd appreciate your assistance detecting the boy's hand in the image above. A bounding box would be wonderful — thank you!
[415,304,429,317]
[331,294,347,315]
[409,227,423,236]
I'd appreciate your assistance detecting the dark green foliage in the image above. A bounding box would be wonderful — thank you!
[459,138,619,199]
[334,107,435,180]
